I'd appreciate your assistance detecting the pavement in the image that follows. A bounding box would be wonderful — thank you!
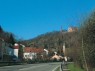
[0,62,61,71]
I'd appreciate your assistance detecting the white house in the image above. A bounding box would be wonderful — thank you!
[6,45,14,56]
[13,43,19,58]
[0,38,19,61]
[6,43,19,60]
[23,47,44,60]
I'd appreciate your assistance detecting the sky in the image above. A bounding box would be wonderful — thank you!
[0,0,95,39]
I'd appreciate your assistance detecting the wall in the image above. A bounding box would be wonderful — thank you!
[24,52,37,60]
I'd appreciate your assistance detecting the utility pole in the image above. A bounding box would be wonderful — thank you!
[63,43,65,56]
[82,38,89,71]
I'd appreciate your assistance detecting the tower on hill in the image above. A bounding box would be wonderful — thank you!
[68,26,78,32]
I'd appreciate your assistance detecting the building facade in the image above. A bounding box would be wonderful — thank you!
[68,26,78,32]
[23,47,44,60]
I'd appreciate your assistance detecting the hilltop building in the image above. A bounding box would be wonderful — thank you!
[68,26,78,32]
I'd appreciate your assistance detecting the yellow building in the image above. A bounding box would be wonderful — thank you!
[68,26,78,32]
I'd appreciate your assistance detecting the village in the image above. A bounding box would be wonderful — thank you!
[0,27,76,63]
[0,1,95,71]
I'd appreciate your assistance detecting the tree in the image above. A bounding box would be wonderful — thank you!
[0,26,3,33]
[18,45,24,61]
[79,10,95,71]
[5,33,15,44]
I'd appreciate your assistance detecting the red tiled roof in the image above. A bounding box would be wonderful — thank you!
[13,44,19,49]
[24,47,44,53]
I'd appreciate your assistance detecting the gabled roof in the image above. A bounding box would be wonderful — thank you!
[24,47,44,53]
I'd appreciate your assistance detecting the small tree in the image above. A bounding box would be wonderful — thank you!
[18,45,24,61]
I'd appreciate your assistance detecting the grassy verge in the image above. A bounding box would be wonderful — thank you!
[67,63,84,71]
[92,68,95,71]
[55,67,60,71]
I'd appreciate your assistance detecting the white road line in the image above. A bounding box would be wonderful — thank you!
[52,66,60,71]
[19,65,47,71]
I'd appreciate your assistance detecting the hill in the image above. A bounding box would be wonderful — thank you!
[21,29,79,54]
[0,26,15,44]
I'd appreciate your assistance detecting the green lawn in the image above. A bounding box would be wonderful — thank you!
[67,63,85,71]
[55,67,60,71]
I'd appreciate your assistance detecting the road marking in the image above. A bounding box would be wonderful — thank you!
[52,65,60,71]
[19,64,47,71]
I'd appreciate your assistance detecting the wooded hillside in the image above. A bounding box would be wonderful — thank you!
[21,30,79,54]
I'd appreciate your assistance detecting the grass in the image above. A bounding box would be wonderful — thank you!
[55,67,60,71]
[67,63,85,71]
[92,68,95,71]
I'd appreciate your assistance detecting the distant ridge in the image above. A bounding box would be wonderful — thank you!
[21,26,78,53]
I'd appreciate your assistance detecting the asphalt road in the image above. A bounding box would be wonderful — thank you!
[0,62,61,71]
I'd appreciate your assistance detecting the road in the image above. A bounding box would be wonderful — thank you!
[0,62,61,71]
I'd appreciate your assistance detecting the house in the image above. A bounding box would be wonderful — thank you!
[6,44,14,56]
[23,47,44,60]
[51,52,63,61]
[68,26,78,32]
[51,54,63,61]
[0,39,19,61]
[0,39,4,59]
[5,43,19,61]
